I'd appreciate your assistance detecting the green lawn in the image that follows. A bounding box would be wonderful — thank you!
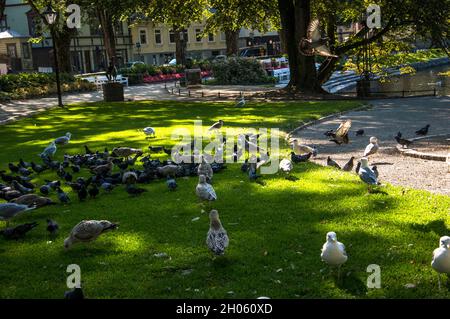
[0,100,449,299]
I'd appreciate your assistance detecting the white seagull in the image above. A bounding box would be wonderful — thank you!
[431,236,450,290]
[363,137,379,157]
[206,210,229,256]
[321,231,348,279]
[196,174,217,202]
[235,96,246,108]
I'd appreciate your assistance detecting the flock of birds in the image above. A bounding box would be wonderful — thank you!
[0,117,447,298]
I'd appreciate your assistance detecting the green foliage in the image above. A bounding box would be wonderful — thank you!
[212,57,276,85]
[0,73,94,101]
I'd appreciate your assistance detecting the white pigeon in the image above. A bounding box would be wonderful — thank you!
[206,210,229,255]
[363,137,379,157]
[40,141,57,158]
[291,139,317,156]
[321,232,348,279]
[64,220,118,249]
[143,127,156,138]
[235,96,246,108]
[279,158,293,173]
[196,175,217,201]
[54,132,72,145]
[431,236,450,290]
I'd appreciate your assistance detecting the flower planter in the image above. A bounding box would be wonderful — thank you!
[103,82,124,102]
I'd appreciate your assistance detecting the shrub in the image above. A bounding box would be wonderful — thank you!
[211,57,275,85]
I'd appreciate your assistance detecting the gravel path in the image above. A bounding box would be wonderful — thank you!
[291,96,450,195]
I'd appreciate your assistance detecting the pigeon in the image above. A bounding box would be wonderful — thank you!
[198,156,213,183]
[46,219,59,235]
[8,163,19,173]
[12,180,34,194]
[358,158,378,186]
[0,222,38,240]
[101,182,115,192]
[2,190,22,201]
[291,152,312,163]
[395,133,412,148]
[40,142,57,158]
[64,220,118,249]
[355,160,361,174]
[112,147,143,159]
[125,184,147,196]
[84,145,94,155]
[18,159,31,168]
[415,124,430,136]
[31,162,47,174]
[372,165,379,179]
[206,210,229,256]
[299,19,338,58]
[77,186,88,201]
[248,162,259,181]
[320,232,348,279]
[208,120,224,131]
[54,132,72,145]
[355,129,365,136]
[342,157,355,172]
[56,187,70,204]
[90,159,113,176]
[65,287,84,300]
[235,96,246,108]
[71,165,81,173]
[149,146,164,153]
[0,203,36,226]
[122,171,138,185]
[329,120,352,145]
[363,137,379,157]
[291,140,317,156]
[18,167,32,176]
[88,185,99,198]
[143,127,156,138]
[157,165,181,177]
[431,236,450,290]
[166,176,177,191]
[196,175,217,201]
[10,194,54,208]
[326,156,341,169]
[241,159,249,172]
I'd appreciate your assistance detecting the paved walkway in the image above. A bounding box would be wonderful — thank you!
[291,96,450,195]
[0,83,178,124]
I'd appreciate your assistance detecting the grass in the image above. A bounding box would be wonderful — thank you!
[0,100,449,299]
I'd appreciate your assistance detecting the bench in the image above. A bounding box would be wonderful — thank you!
[84,74,129,90]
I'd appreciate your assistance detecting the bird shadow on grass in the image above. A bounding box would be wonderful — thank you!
[409,219,450,237]
[335,272,368,297]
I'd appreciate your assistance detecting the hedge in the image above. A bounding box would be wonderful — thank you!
[211,57,276,85]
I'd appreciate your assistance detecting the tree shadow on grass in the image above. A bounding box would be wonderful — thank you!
[409,219,450,237]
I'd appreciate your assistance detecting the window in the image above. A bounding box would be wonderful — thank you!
[208,33,215,42]
[139,29,147,44]
[169,29,175,43]
[7,44,17,58]
[21,43,31,59]
[115,22,124,36]
[181,29,188,43]
[154,29,162,44]
[195,28,202,42]
[220,32,226,41]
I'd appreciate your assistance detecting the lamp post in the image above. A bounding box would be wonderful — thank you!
[42,3,63,107]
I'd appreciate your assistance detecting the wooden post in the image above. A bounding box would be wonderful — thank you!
[178,88,181,95]
[188,90,191,97]
[202,91,204,97]
[402,90,405,98]
[171,88,174,94]
[218,92,220,98]
[433,88,436,96]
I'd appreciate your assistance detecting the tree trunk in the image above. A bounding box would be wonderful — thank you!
[225,29,239,56]
[53,26,75,73]
[98,8,116,64]
[278,0,322,93]
[278,28,287,54]
[174,26,187,66]
[0,0,6,20]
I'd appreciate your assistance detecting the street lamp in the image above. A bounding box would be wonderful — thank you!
[42,3,63,107]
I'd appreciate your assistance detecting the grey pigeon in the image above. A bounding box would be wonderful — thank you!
[196,175,217,201]
[208,120,224,131]
[206,210,229,256]
[342,157,355,172]
[326,156,341,169]
[0,203,36,226]
[40,142,57,158]
[235,97,245,108]
[0,222,38,240]
[56,187,70,204]
[54,132,72,145]
[46,219,59,235]
[166,176,177,191]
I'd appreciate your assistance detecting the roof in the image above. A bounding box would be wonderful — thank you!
[0,29,28,39]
